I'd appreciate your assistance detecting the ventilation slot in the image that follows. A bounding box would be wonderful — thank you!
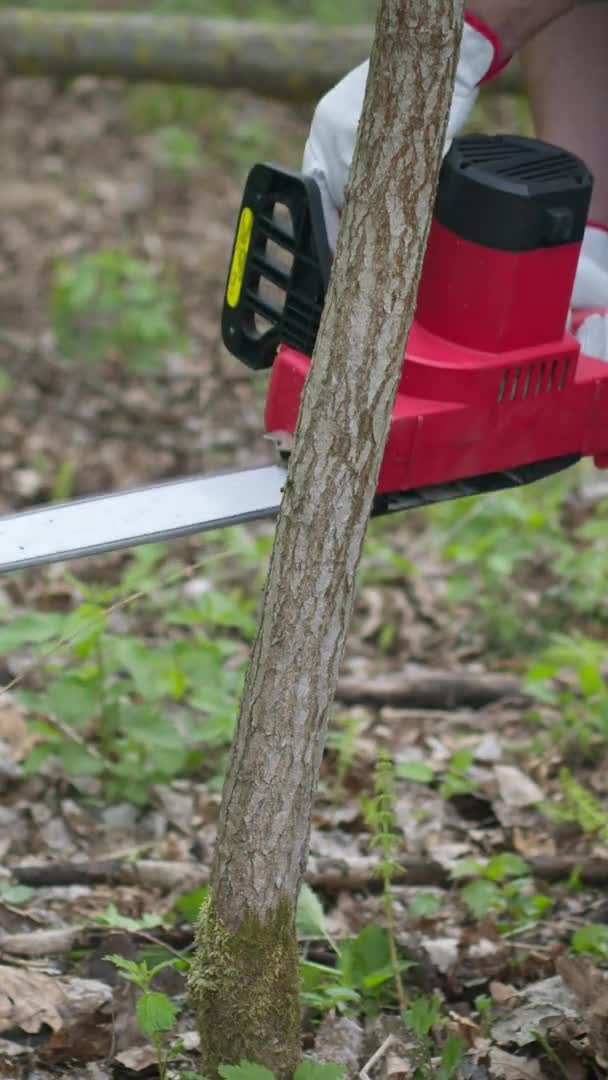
[497,357,572,404]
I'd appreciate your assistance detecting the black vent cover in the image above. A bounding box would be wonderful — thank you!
[435,134,593,251]
[221,163,331,370]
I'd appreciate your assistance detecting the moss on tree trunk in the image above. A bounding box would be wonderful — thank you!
[190,893,300,1077]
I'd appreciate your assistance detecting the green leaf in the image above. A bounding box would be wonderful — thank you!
[136,991,178,1036]
[0,612,66,651]
[404,994,442,1038]
[485,853,529,882]
[461,879,501,920]
[338,924,390,989]
[57,741,105,777]
[408,892,442,918]
[294,1063,346,1080]
[396,761,435,784]
[218,1063,275,1080]
[104,954,146,985]
[571,924,608,958]
[297,884,327,941]
[96,902,164,932]
[450,858,485,880]
[0,882,34,905]
[45,676,100,725]
[174,887,209,925]
[437,1035,466,1079]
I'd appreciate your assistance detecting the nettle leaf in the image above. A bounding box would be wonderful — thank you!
[485,853,529,882]
[218,1063,275,1080]
[408,892,442,918]
[297,884,328,941]
[571,924,608,958]
[110,637,185,701]
[57,742,104,777]
[45,677,100,725]
[437,1035,466,1079]
[136,991,178,1036]
[104,954,145,983]
[396,761,435,784]
[338,924,390,988]
[404,994,442,1038]
[294,1063,346,1080]
[0,611,66,651]
[461,879,501,920]
[174,887,209,925]
[96,902,164,932]
[0,882,33,905]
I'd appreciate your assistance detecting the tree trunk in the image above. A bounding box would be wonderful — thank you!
[0,9,520,100]
[189,0,464,1074]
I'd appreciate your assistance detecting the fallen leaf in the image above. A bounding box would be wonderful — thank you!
[488,1047,542,1078]
[557,955,608,1068]
[114,1044,159,1071]
[422,936,460,974]
[491,975,580,1048]
[494,766,544,808]
[385,1052,413,1078]
[0,964,111,1057]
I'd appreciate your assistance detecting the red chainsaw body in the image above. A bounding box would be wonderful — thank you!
[265,215,608,493]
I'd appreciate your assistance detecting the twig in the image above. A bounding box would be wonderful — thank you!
[360,1035,399,1080]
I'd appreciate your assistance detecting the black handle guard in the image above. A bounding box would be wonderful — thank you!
[221,164,331,371]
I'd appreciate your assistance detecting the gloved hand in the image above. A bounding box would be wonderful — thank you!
[571,224,608,361]
[302,14,500,252]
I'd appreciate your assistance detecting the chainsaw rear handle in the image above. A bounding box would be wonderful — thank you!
[221,164,331,371]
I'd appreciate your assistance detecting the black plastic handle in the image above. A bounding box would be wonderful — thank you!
[221,163,331,370]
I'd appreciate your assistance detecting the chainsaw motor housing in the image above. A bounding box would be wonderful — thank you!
[222,134,608,512]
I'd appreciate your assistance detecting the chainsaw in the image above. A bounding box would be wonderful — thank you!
[1,133,607,574]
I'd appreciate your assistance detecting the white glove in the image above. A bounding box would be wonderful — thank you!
[572,225,608,362]
[302,16,496,251]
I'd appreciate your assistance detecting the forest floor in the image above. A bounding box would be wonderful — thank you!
[1,72,608,1080]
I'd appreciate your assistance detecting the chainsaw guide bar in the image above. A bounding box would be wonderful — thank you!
[0,466,286,573]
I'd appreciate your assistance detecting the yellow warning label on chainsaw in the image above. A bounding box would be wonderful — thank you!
[226,207,254,309]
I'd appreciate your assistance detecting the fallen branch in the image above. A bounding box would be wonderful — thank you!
[11,852,608,893]
[336,666,526,709]
[0,10,522,101]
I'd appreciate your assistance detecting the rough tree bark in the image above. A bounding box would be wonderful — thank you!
[189,0,465,1074]
[0,9,520,100]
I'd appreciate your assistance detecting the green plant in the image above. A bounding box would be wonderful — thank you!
[451,854,552,932]
[3,550,254,801]
[439,749,479,800]
[50,248,188,370]
[211,1062,345,1080]
[296,883,413,1018]
[326,712,363,794]
[427,473,608,650]
[540,767,608,841]
[362,751,408,1012]
[526,634,608,755]
[474,993,495,1038]
[151,125,203,174]
[404,994,466,1079]
[299,922,414,1017]
[571,924,608,959]
[0,880,34,905]
[105,954,182,1080]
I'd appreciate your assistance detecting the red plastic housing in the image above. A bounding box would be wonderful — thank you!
[264,219,608,492]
